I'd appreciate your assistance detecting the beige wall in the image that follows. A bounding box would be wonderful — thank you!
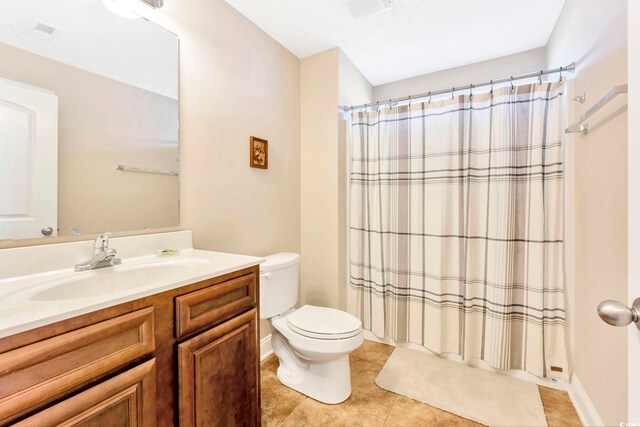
[547,1,628,424]
[0,0,302,340]
[300,49,372,312]
[150,0,302,339]
[300,49,341,309]
[0,41,179,238]
[373,47,547,101]
[153,0,301,257]
[1,0,302,266]
[628,3,640,423]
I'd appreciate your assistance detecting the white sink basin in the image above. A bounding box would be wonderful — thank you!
[6,258,210,302]
[0,232,265,339]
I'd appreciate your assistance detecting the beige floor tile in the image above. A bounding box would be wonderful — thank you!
[340,355,397,419]
[261,354,280,377]
[261,340,583,427]
[386,396,484,427]
[538,386,582,427]
[351,340,395,366]
[261,371,306,427]
[282,397,386,427]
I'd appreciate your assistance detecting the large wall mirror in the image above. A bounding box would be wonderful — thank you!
[0,0,179,241]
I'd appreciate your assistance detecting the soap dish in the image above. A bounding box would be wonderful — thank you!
[155,248,182,257]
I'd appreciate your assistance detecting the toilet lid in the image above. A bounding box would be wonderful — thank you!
[286,305,362,339]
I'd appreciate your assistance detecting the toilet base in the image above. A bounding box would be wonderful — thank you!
[277,355,352,404]
[270,327,353,404]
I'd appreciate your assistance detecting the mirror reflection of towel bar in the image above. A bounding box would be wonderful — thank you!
[116,164,179,176]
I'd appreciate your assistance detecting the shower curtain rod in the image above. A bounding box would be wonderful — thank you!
[343,62,576,112]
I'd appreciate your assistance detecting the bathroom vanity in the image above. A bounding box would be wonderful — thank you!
[0,232,263,426]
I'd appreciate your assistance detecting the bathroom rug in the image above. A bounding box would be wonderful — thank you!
[375,347,548,427]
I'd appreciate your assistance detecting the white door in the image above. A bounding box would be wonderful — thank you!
[628,3,640,423]
[0,78,58,240]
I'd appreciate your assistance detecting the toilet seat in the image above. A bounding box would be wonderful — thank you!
[286,305,362,340]
[271,312,364,357]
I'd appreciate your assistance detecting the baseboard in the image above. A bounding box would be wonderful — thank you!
[569,374,604,427]
[260,334,273,361]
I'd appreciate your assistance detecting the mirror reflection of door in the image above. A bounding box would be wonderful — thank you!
[0,1,178,241]
[0,77,58,240]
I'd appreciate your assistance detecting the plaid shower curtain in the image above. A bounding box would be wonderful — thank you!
[348,82,568,379]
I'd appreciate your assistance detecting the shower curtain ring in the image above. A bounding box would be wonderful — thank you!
[510,77,514,91]
[559,66,564,82]
[451,87,455,100]
[539,70,543,86]
[470,84,474,99]
[490,80,494,96]
[428,91,432,104]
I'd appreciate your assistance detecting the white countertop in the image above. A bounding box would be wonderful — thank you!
[0,248,264,338]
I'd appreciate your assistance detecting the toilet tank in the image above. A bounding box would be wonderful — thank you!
[259,253,299,319]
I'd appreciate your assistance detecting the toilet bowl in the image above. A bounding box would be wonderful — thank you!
[260,253,364,404]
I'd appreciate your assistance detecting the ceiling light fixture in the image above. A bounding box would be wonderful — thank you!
[102,0,140,19]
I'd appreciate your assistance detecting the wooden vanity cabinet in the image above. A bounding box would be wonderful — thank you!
[178,308,259,427]
[0,265,261,426]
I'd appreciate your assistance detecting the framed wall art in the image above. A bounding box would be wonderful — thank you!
[250,136,268,169]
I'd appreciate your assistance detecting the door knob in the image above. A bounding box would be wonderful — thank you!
[597,298,640,331]
[41,227,54,236]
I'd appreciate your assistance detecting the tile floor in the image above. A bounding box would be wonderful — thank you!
[261,340,583,427]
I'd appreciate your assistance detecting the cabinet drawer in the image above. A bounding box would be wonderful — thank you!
[14,359,156,427]
[176,273,256,338]
[0,307,155,423]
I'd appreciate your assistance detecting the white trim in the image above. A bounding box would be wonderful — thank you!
[260,334,273,361]
[569,374,604,427]
[0,76,56,95]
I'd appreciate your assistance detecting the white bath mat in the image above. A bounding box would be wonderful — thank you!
[375,347,547,427]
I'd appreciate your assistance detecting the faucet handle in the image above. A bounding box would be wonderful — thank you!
[94,232,112,251]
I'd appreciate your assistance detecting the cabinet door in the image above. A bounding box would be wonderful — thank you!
[15,359,156,427]
[178,308,259,427]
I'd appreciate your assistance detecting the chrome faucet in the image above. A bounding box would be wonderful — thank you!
[74,232,122,272]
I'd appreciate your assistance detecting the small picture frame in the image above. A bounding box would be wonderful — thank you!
[250,136,268,169]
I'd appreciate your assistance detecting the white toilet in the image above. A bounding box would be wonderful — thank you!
[260,253,364,404]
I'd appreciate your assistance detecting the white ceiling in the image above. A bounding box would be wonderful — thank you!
[0,0,178,99]
[224,0,566,86]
